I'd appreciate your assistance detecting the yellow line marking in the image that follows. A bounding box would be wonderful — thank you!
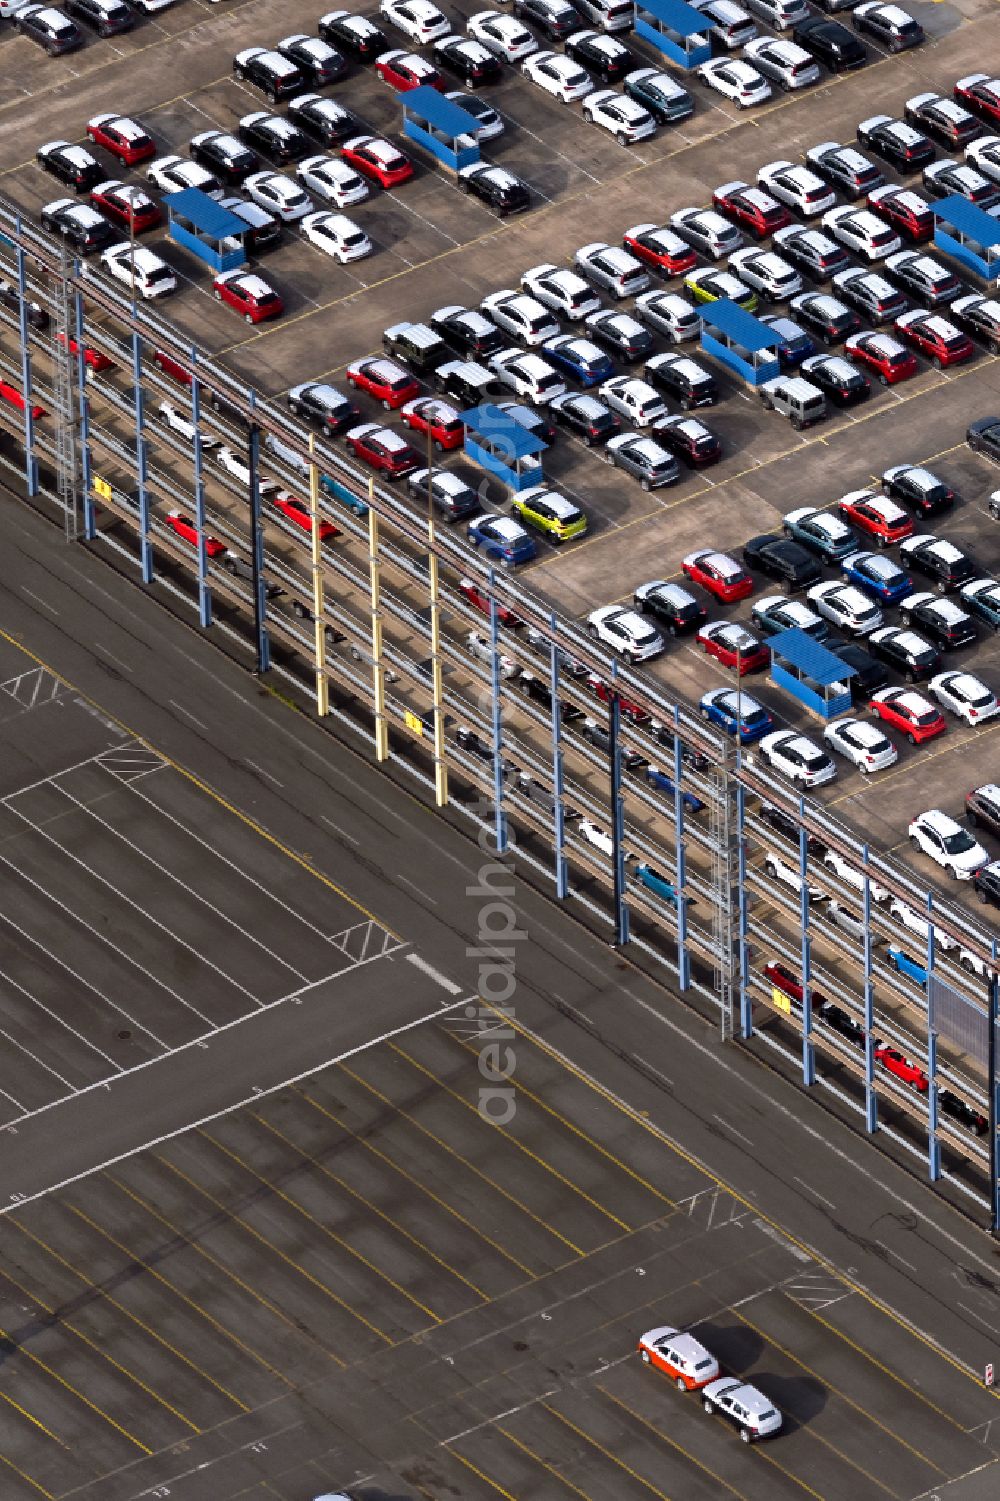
[0,1450,53,1500]
[543,1401,673,1499]
[599,1388,747,1499]
[0,1393,65,1449]
[751,1443,827,1500]
[495,1424,596,1500]
[252,1111,489,1300]
[805,1427,901,1498]
[390,1041,633,1233]
[338,1061,585,1256]
[445,1446,519,1499]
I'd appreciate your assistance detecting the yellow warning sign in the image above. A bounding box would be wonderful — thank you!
[403,710,424,737]
[92,474,113,501]
[771,987,792,1015]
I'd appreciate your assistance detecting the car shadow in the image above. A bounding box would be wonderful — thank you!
[692,1320,764,1374]
[753,1372,828,1434]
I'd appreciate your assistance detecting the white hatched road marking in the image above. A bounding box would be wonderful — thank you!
[0,665,71,711]
[330,918,406,964]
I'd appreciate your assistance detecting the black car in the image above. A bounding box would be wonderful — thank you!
[513,0,579,41]
[940,1088,988,1135]
[318,10,388,60]
[434,360,501,406]
[923,158,1000,210]
[495,399,556,446]
[899,535,975,591]
[433,35,502,85]
[633,580,707,634]
[952,295,1000,353]
[904,92,981,149]
[867,626,940,679]
[789,291,861,345]
[407,468,480,521]
[218,197,281,253]
[653,414,721,467]
[16,5,83,52]
[773,225,848,282]
[276,33,347,85]
[883,251,961,308]
[856,115,934,172]
[624,67,693,124]
[232,47,304,102]
[548,391,621,445]
[818,1000,866,1049]
[966,782,1000,837]
[0,280,49,331]
[760,800,826,855]
[897,594,976,650]
[458,164,530,215]
[793,17,867,70]
[565,30,634,82]
[585,309,653,362]
[645,352,717,409]
[806,142,883,197]
[854,2,923,50]
[881,464,956,518]
[799,353,869,406]
[743,534,822,588]
[967,416,1000,465]
[431,304,504,357]
[456,725,504,763]
[287,96,360,147]
[65,0,133,34]
[287,380,359,434]
[190,131,259,183]
[40,199,115,253]
[833,642,888,699]
[973,862,1000,908]
[36,139,104,193]
[238,113,309,164]
[382,320,449,373]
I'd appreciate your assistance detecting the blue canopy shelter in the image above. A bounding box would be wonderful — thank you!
[401,87,481,172]
[635,0,711,68]
[768,628,855,720]
[700,299,783,385]
[461,403,547,492]
[161,188,247,274]
[932,196,1000,284]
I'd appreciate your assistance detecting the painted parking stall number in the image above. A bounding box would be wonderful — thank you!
[986,1363,994,1387]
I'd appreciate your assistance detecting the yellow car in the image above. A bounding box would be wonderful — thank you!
[512,485,588,543]
[683,268,758,313]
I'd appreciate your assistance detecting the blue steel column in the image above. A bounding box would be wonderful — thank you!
[609,661,629,947]
[925,892,940,1182]
[487,581,507,856]
[15,227,38,496]
[548,611,567,898]
[247,403,270,673]
[672,708,689,991]
[799,803,815,1086]
[74,283,95,539]
[862,852,878,1133]
[737,781,751,1037]
[189,349,211,628]
[132,331,153,583]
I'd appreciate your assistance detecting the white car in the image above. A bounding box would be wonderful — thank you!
[582,89,656,144]
[244,171,313,222]
[489,348,565,404]
[467,9,537,62]
[728,247,801,299]
[928,671,1000,725]
[697,57,772,108]
[575,242,650,299]
[637,1325,720,1389]
[966,134,1000,184]
[380,0,450,44]
[301,211,371,261]
[761,849,825,903]
[521,263,600,319]
[908,808,989,879]
[99,244,177,299]
[578,820,614,857]
[466,631,518,677]
[701,1377,782,1442]
[522,49,593,102]
[156,400,218,449]
[889,896,957,950]
[587,605,664,662]
[758,160,835,216]
[758,730,837,788]
[445,90,504,139]
[146,155,222,197]
[822,206,901,262]
[670,206,743,260]
[216,445,253,486]
[599,376,667,426]
[297,154,369,207]
[824,847,889,903]
[806,581,883,636]
[823,717,897,773]
[481,290,559,346]
[635,291,701,341]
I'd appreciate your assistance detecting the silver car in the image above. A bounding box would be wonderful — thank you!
[742,37,819,89]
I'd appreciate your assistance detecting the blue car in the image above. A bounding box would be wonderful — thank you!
[644,764,705,812]
[841,549,912,605]
[467,513,537,566]
[760,314,815,369]
[887,947,928,987]
[634,862,681,907]
[321,472,368,518]
[699,688,774,743]
[542,334,615,388]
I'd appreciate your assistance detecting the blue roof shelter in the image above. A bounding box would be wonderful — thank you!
[635,0,711,68]
[461,403,547,492]
[162,188,247,274]
[932,196,1000,284]
[700,300,783,386]
[768,628,856,720]
[401,87,481,172]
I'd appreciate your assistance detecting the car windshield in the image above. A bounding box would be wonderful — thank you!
[942,829,977,854]
[913,708,938,725]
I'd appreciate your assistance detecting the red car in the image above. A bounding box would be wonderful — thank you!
[86,113,156,166]
[954,74,1000,125]
[870,686,946,744]
[344,422,420,478]
[458,577,525,627]
[164,510,226,556]
[271,490,339,540]
[712,181,790,239]
[346,357,420,408]
[56,333,114,371]
[212,270,284,324]
[340,134,413,188]
[894,310,974,368]
[152,349,191,385]
[867,185,934,243]
[622,223,696,277]
[0,380,45,419]
[585,672,649,724]
[374,49,445,91]
[90,180,161,233]
[837,489,913,545]
[762,962,828,1009]
[875,1043,928,1091]
[399,396,463,450]
[844,331,918,385]
[697,621,769,674]
[681,549,753,603]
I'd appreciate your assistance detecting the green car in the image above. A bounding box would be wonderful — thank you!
[782,505,858,563]
[961,577,1000,632]
[512,486,587,544]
